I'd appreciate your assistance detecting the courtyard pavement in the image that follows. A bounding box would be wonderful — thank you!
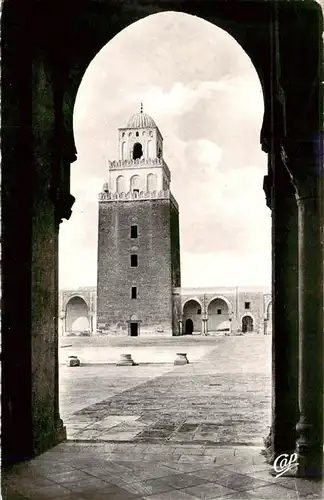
[3,336,324,499]
[3,442,323,499]
[60,336,271,444]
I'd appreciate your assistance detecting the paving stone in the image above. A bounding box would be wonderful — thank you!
[244,484,305,499]
[121,478,175,496]
[182,481,237,499]
[221,493,260,500]
[247,469,324,496]
[163,463,214,474]
[161,473,210,489]
[76,484,140,499]
[174,447,205,456]
[142,491,201,500]
[192,468,272,491]
[221,464,272,476]
[1,487,30,500]
[16,484,72,499]
[45,470,93,483]
[178,454,216,464]
[5,476,57,493]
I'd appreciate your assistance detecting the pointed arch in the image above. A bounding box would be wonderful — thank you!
[121,141,126,160]
[133,142,143,160]
[147,173,157,192]
[116,175,125,193]
[147,139,154,158]
[241,314,255,333]
[130,174,141,192]
[182,298,202,334]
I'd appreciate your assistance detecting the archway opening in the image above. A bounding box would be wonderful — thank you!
[133,142,143,160]
[185,318,194,335]
[130,323,139,337]
[60,9,270,448]
[242,314,254,333]
[183,299,202,334]
[207,298,230,333]
[65,296,90,335]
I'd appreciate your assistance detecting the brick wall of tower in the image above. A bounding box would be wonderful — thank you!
[97,199,174,335]
[170,200,181,288]
[170,199,181,335]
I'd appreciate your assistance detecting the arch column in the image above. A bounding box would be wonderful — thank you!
[89,312,94,335]
[294,170,323,477]
[271,160,299,459]
[59,312,66,336]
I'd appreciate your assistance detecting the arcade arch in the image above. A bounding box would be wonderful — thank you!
[265,300,272,335]
[182,299,202,334]
[65,296,90,334]
[241,314,254,333]
[207,297,231,333]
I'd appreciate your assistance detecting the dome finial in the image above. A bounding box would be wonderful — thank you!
[140,102,143,114]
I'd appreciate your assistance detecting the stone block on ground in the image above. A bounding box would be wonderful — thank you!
[66,356,80,367]
[174,353,189,365]
[116,354,138,366]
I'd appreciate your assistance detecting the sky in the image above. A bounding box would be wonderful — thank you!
[59,11,271,290]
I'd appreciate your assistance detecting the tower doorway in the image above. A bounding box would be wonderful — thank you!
[130,322,139,336]
[185,318,194,335]
[242,315,253,333]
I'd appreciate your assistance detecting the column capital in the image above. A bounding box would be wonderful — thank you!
[280,138,324,201]
[48,186,75,224]
[263,175,272,209]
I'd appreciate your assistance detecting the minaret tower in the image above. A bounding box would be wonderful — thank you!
[97,107,180,336]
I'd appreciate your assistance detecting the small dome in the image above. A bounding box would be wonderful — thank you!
[102,181,109,192]
[126,112,156,129]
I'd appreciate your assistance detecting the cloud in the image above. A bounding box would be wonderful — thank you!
[132,80,231,118]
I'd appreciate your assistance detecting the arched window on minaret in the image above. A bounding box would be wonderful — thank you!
[130,175,141,193]
[121,141,126,160]
[133,142,143,160]
[116,175,125,193]
[147,140,153,158]
[147,173,157,192]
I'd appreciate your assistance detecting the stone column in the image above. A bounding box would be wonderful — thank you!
[54,222,66,441]
[295,175,323,477]
[59,313,66,337]
[89,313,93,335]
[266,160,299,459]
